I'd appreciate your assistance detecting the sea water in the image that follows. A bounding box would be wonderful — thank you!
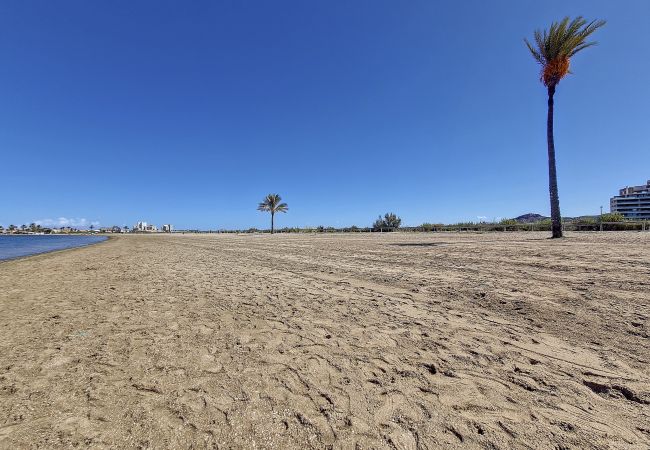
[0,235,107,261]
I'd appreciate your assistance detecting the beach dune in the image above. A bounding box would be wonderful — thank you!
[0,232,648,448]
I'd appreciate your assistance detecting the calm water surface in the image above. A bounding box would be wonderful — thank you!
[0,235,107,261]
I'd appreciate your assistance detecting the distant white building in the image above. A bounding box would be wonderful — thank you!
[162,224,173,233]
[134,221,158,232]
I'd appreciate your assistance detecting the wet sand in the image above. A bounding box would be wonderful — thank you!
[0,232,649,449]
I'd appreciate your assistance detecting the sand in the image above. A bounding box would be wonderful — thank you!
[0,232,648,449]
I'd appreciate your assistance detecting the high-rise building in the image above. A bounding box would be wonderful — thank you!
[133,221,158,232]
[610,180,650,220]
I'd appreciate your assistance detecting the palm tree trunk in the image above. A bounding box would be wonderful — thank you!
[547,84,562,238]
[271,212,274,234]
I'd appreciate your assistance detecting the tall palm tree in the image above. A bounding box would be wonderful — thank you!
[525,16,605,238]
[257,194,288,234]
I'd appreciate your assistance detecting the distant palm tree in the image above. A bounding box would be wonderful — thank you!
[257,194,288,234]
[525,17,605,238]
[89,224,95,232]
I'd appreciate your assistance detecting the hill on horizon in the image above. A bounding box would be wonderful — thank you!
[514,213,548,223]
[512,213,600,224]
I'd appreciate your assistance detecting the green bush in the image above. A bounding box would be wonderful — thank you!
[373,213,402,231]
[600,213,624,222]
[452,221,478,227]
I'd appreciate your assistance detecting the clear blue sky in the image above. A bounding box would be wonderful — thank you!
[1,1,648,230]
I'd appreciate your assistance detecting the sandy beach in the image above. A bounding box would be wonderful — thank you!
[0,232,648,449]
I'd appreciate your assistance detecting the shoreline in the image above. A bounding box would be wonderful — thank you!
[0,235,113,264]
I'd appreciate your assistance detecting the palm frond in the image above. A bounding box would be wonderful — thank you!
[524,38,544,65]
[568,42,596,57]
